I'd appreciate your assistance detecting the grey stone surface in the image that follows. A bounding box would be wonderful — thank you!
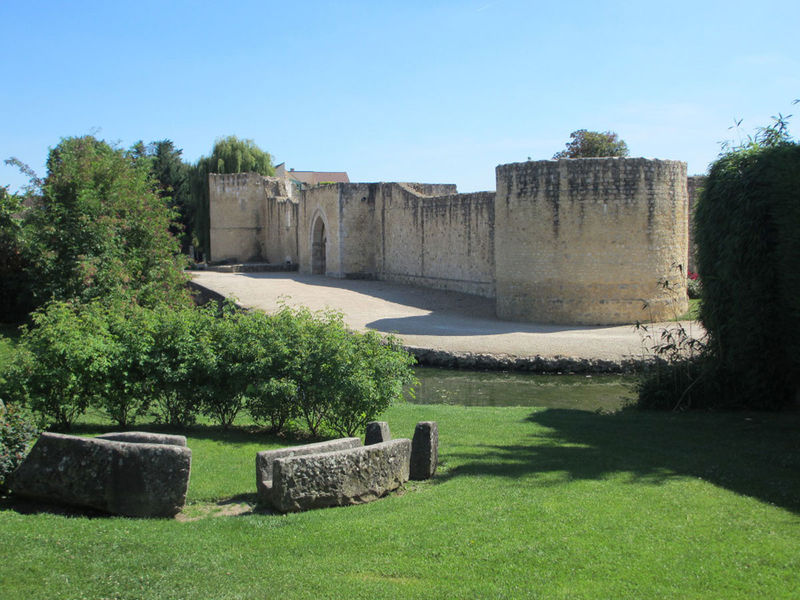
[271,438,411,513]
[256,437,361,503]
[364,421,391,445]
[410,421,439,480]
[10,432,191,518]
[97,431,187,447]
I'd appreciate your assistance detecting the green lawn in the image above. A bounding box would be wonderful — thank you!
[1,403,799,599]
[677,298,702,321]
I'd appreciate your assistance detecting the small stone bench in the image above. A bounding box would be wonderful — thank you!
[270,438,411,513]
[256,437,362,504]
[10,432,191,518]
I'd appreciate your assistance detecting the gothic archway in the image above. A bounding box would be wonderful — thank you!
[311,215,326,275]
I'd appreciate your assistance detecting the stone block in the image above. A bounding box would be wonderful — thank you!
[364,421,391,445]
[271,438,411,513]
[10,432,191,518]
[410,421,438,480]
[256,437,361,504]
[97,431,187,447]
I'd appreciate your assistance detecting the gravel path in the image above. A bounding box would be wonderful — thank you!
[190,271,703,370]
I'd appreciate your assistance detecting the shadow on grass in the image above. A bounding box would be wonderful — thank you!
[65,422,335,448]
[437,407,800,514]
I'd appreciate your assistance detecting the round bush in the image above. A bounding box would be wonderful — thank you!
[695,142,800,408]
[0,400,39,492]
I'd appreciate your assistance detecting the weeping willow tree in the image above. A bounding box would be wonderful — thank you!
[190,136,275,259]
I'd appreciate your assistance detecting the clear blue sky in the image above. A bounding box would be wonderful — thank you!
[2,0,798,193]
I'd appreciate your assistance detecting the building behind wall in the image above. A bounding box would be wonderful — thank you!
[209,158,692,325]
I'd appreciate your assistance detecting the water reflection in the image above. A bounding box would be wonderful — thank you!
[406,367,636,411]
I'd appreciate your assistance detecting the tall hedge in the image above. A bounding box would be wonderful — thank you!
[694,142,800,409]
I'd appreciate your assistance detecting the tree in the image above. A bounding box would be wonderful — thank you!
[0,186,33,321]
[129,140,192,252]
[190,136,275,259]
[24,136,189,309]
[637,108,800,411]
[694,120,799,410]
[552,130,629,159]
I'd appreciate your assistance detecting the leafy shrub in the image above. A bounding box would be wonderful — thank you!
[198,306,250,428]
[0,301,115,428]
[0,400,39,492]
[695,141,800,409]
[97,301,159,427]
[686,272,702,300]
[244,307,416,436]
[0,299,416,435]
[147,304,216,427]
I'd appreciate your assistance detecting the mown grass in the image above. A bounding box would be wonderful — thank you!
[677,298,702,321]
[2,402,799,599]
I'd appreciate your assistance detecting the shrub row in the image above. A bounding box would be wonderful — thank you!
[0,400,39,492]
[0,300,416,436]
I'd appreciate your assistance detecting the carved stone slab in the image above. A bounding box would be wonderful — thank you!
[10,432,191,518]
[256,437,361,503]
[271,438,411,513]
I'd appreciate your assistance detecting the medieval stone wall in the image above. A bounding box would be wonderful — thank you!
[376,185,495,297]
[209,173,291,263]
[297,185,342,276]
[494,158,688,325]
[263,197,299,265]
[209,158,691,325]
[687,175,707,274]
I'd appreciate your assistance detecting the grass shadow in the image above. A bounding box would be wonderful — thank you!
[64,421,336,448]
[0,495,116,519]
[436,407,800,514]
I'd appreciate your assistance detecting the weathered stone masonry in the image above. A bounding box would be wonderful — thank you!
[209,158,691,325]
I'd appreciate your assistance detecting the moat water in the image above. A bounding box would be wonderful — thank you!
[407,367,636,411]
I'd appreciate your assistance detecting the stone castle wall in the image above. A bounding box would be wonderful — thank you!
[295,183,493,297]
[495,158,688,324]
[210,173,295,264]
[686,175,707,274]
[208,157,690,325]
[376,185,495,297]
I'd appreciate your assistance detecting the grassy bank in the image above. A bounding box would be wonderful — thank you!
[1,402,798,599]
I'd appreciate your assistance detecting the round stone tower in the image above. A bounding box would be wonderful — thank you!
[494,158,688,325]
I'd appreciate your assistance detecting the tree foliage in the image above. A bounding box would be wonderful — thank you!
[22,136,190,308]
[190,136,275,258]
[638,108,800,411]
[131,140,193,252]
[694,133,800,409]
[552,130,629,159]
[0,187,33,321]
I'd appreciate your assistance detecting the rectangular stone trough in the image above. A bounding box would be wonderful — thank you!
[270,438,411,513]
[256,437,362,505]
[10,432,191,518]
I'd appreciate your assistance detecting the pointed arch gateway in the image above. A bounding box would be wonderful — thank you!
[311,213,327,275]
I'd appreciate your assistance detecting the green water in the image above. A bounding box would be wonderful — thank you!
[407,367,636,411]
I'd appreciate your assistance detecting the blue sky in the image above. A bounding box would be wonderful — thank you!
[2,0,798,193]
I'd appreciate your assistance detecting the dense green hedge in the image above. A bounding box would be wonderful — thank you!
[0,301,416,435]
[694,142,800,409]
[0,400,38,491]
